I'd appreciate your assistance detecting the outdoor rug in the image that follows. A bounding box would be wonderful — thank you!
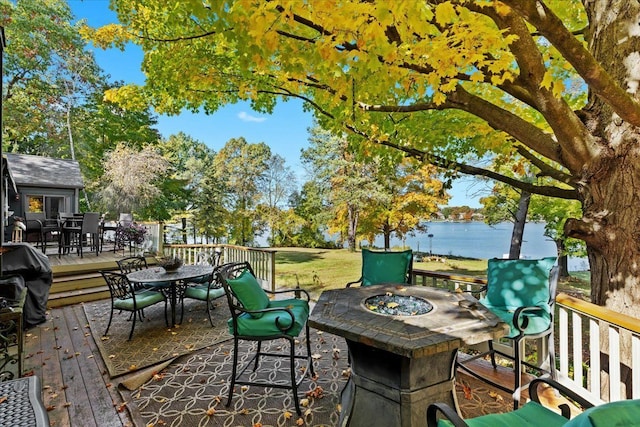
[120,330,512,427]
[84,297,232,378]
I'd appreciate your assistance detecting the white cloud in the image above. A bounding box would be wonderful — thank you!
[238,111,267,123]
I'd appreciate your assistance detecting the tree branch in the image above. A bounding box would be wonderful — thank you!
[515,145,575,184]
[503,0,640,128]
[345,123,578,200]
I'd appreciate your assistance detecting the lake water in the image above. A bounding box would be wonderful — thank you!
[372,221,590,272]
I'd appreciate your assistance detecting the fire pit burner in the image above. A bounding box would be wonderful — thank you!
[364,293,433,316]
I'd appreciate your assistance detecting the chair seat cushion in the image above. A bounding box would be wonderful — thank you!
[226,269,270,318]
[114,289,164,311]
[228,298,309,337]
[479,302,551,338]
[437,401,568,427]
[563,399,640,427]
[362,249,413,286]
[184,284,225,301]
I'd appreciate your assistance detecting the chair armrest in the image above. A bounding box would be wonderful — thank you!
[528,377,596,417]
[426,402,469,427]
[265,288,310,301]
[233,305,298,332]
[512,305,549,333]
[346,277,363,288]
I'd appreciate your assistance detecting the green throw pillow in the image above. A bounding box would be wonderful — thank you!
[484,257,556,310]
[564,399,640,427]
[226,269,270,318]
[361,249,412,286]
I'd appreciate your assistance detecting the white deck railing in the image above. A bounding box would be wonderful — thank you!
[556,293,640,403]
[162,243,277,291]
[412,269,639,404]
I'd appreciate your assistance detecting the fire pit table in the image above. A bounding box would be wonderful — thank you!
[309,284,508,427]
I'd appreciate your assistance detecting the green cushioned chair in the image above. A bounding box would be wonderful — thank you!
[217,261,315,416]
[427,377,600,427]
[100,270,167,340]
[457,257,559,409]
[346,248,413,287]
[180,251,225,326]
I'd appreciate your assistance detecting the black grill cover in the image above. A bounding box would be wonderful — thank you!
[1,243,52,327]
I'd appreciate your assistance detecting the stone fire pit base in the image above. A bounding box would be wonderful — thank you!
[341,340,457,427]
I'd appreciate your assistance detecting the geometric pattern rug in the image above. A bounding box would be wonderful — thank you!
[84,297,232,378]
[119,329,512,427]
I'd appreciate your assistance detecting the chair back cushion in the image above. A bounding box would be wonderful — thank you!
[483,257,557,311]
[361,249,413,286]
[563,399,640,427]
[226,269,270,318]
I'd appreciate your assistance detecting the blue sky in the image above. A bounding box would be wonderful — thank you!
[68,0,481,207]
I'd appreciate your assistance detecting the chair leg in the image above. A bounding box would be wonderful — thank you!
[488,340,497,368]
[253,341,262,371]
[104,307,114,337]
[513,337,523,410]
[290,336,301,416]
[306,323,315,378]
[128,310,137,340]
[164,300,169,327]
[226,338,240,408]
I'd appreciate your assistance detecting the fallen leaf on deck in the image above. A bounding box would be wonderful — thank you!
[297,417,305,425]
[0,396,7,404]
[206,408,216,416]
[284,411,293,419]
[462,383,472,399]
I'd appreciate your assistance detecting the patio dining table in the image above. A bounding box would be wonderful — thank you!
[127,265,213,328]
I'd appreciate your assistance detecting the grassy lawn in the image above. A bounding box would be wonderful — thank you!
[274,247,591,300]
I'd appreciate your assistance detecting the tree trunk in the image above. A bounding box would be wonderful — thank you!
[563,3,640,316]
[383,221,391,250]
[554,239,570,280]
[567,156,640,313]
[347,204,358,251]
[508,191,530,259]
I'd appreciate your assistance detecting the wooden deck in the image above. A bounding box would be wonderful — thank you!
[22,303,547,427]
[14,243,571,426]
[24,304,133,427]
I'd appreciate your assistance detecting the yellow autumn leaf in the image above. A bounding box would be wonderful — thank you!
[434,2,457,25]
[386,302,399,309]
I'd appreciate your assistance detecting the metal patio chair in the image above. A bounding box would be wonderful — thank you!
[457,257,559,410]
[346,248,413,287]
[217,261,315,415]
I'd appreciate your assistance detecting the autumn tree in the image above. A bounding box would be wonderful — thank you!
[213,137,271,246]
[98,143,169,217]
[91,1,640,317]
[258,154,298,246]
[359,158,448,249]
[287,181,334,248]
[1,0,102,156]
[302,126,386,250]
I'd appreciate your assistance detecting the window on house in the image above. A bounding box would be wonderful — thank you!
[26,195,67,218]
